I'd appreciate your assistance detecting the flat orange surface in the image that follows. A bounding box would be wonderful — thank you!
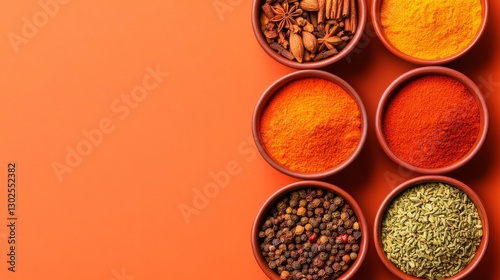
[0,1,499,279]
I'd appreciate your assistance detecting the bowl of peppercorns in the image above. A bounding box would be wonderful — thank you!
[251,180,368,279]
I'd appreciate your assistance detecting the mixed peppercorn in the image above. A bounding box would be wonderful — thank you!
[258,187,362,279]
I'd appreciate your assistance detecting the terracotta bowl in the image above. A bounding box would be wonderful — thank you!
[252,180,368,279]
[374,175,489,279]
[251,0,367,69]
[375,66,489,174]
[252,70,367,179]
[371,0,488,65]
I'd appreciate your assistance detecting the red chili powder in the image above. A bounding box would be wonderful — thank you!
[383,75,480,169]
[260,77,362,173]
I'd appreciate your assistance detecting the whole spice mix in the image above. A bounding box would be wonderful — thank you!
[258,187,362,279]
[260,77,362,173]
[381,182,483,279]
[380,0,482,60]
[260,0,358,63]
[382,75,480,169]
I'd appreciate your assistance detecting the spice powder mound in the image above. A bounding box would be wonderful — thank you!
[260,77,362,173]
[382,75,480,169]
[380,0,482,60]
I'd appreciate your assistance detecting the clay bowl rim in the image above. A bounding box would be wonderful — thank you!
[251,0,368,69]
[251,180,369,279]
[375,66,489,175]
[252,69,368,179]
[370,0,489,65]
[373,175,490,280]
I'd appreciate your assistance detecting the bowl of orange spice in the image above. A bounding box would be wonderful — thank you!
[371,0,488,65]
[375,66,489,174]
[252,70,367,179]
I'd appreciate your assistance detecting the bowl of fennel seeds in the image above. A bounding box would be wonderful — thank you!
[374,175,489,280]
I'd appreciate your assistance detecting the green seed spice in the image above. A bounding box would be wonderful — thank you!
[381,183,483,280]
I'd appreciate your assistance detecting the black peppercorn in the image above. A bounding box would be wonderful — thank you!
[300,234,308,242]
[316,189,323,197]
[333,196,343,206]
[344,243,351,252]
[338,226,346,234]
[265,228,274,238]
[298,190,306,198]
[269,261,277,269]
[319,223,326,230]
[344,219,353,229]
[258,188,362,280]
[292,261,301,270]
[323,200,331,209]
[277,201,287,212]
[314,207,324,216]
[312,257,324,268]
[351,244,359,252]
[332,262,341,272]
[329,204,338,212]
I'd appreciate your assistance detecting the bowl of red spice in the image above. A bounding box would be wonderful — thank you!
[252,180,368,279]
[371,0,488,65]
[374,175,489,279]
[251,0,367,68]
[253,70,367,179]
[375,66,489,174]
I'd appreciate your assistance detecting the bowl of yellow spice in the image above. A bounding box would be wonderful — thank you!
[371,0,488,65]
[374,175,489,280]
[252,0,367,68]
[252,70,367,179]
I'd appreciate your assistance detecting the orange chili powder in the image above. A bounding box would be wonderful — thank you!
[383,75,480,169]
[260,77,362,173]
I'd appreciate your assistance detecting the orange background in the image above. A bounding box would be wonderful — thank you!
[0,1,499,279]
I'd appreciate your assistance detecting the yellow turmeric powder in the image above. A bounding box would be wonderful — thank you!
[380,0,482,60]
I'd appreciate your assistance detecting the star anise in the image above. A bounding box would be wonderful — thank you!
[318,24,343,52]
[270,1,303,32]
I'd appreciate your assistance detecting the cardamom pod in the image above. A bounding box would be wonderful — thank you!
[299,0,320,11]
[289,32,304,63]
[302,31,318,53]
[303,22,315,33]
